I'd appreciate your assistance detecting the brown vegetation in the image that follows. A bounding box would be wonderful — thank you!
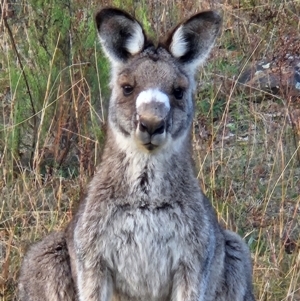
[0,0,299,300]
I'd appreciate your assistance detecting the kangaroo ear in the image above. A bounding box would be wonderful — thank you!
[166,11,222,73]
[95,8,146,64]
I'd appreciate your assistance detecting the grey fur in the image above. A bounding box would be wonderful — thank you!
[18,8,255,301]
[18,231,77,301]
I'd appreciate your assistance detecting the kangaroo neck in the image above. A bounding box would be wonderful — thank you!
[91,127,197,202]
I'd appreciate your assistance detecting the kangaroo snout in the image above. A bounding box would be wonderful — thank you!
[135,89,170,150]
[136,112,168,150]
[138,115,165,136]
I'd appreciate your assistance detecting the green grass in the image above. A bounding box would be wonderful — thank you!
[1,0,300,300]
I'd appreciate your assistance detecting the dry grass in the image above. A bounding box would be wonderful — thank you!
[1,0,300,300]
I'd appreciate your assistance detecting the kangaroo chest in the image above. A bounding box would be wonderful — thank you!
[98,202,194,300]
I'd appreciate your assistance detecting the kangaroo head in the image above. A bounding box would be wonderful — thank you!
[95,8,221,154]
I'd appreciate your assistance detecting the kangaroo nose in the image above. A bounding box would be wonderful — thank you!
[139,116,165,136]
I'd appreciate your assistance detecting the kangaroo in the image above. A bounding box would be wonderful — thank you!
[18,8,256,301]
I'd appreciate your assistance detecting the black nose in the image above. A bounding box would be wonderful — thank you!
[139,116,165,136]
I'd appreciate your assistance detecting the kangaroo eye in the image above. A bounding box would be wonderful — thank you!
[173,87,184,100]
[122,85,134,96]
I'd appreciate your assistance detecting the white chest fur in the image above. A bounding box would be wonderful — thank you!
[98,203,191,300]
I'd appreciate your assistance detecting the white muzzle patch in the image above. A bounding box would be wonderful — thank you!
[135,89,171,151]
[136,89,170,112]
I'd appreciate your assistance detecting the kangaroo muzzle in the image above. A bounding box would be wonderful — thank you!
[135,89,170,150]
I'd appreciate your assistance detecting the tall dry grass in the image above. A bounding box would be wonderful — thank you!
[0,0,299,300]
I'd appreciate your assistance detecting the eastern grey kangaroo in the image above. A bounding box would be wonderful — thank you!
[18,8,256,301]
